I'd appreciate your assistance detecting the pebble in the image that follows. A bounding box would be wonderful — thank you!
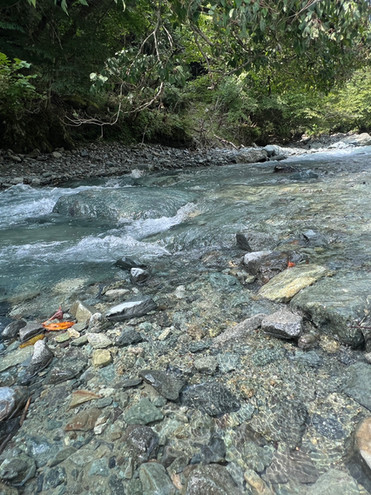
[124,398,164,424]
[92,349,112,367]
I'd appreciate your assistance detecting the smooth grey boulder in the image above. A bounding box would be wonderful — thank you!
[106,296,157,321]
[2,319,26,340]
[19,322,44,343]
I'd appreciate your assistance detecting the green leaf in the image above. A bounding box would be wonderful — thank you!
[77,0,89,5]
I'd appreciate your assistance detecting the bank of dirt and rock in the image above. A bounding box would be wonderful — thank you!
[0,132,371,495]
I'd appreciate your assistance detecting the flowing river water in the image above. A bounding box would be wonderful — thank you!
[0,145,371,494]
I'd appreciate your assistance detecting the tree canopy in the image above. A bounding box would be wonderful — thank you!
[0,0,370,150]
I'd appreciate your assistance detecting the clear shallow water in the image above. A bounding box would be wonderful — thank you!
[0,146,370,303]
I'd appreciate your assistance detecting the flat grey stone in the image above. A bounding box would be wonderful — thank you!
[106,296,157,321]
[124,398,164,425]
[181,382,240,417]
[139,369,185,401]
[343,362,371,411]
[139,462,175,495]
[261,309,303,339]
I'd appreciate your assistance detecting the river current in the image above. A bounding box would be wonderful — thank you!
[0,145,370,311]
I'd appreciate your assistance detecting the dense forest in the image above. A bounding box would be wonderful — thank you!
[0,0,370,151]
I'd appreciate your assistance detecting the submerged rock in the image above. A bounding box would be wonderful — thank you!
[106,296,157,321]
[130,267,150,284]
[123,425,159,464]
[343,363,371,411]
[258,264,328,302]
[124,398,164,425]
[261,309,303,340]
[213,313,266,347]
[116,328,144,346]
[1,319,26,340]
[19,321,44,343]
[306,469,360,495]
[354,417,371,476]
[139,369,185,401]
[180,382,241,417]
[0,453,36,487]
[139,462,175,495]
[265,448,319,484]
[185,464,244,495]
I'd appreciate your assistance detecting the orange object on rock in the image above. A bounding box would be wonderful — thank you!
[287,261,296,268]
[42,321,75,331]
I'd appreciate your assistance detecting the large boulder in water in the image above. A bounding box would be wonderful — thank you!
[53,187,196,223]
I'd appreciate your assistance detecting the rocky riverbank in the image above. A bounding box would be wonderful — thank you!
[1,131,370,189]
[0,133,371,495]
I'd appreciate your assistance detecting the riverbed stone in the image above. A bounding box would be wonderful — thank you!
[194,356,218,374]
[258,263,328,302]
[0,346,33,372]
[92,349,112,367]
[123,425,159,464]
[306,469,360,495]
[18,340,54,384]
[1,319,26,340]
[185,464,244,495]
[124,398,164,424]
[354,417,371,476]
[139,462,175,495]
[65,407,101,431]
[213,313,266,347]
[19,321,44,342]
[130,267,150,284]
[180,382,241,417]
[87,332,112,349]
[261,309,303,340]
[139,369,186,401]
[106,296,157,321]
[264,448,319,484]
[116,328,144,346]
[291,272,370,347]
[243,251,273,274]
[343,363,371,411]
[234,149,268,164]
[0,453,36,487]
[69,299,95,325]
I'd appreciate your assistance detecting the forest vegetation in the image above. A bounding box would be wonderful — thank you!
[0,0,370,152]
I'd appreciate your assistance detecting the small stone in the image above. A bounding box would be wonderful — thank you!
[130,267,149,284]
[43,466,66,489]
[0,346,33,372]
[158,328,172,341]
[261,309,303,340]
[55,332,71,343]
[87,332,112,349]
[19,321,44,342]
[18,340,54,384]
[124,398,164,424]
[71,335,88,347]
[116,328,144,346]
[0,453,36,487]
[139,463,175,495]
[106,296,157,321]
[48,447,77,467]
[2,319,26,340]
[0,386,28,421]
[123,425,159,464]
[181,382,240,417]
[194,356,218,374]
[213,314,266,347]
[243,251,273,274]
[139,369,185,401]
[92,349,112,367]
[185,464,243,495]
[65,407,101,431]
[70,300,95,325]
[52,151,62,159]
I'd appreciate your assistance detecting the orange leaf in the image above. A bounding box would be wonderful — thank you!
[42,321,75,331]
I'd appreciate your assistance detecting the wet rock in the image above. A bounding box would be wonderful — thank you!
[108,474,126,495]
[139,370,186,401]
[115,256,147,270]
[92,349,112,367]
[213,314,266,347]
[180,382,240,417]
[123,425,159,464]
[273,164,297,173]
[116,328,144,346]
[343,363,371,411]
[258,263,328,302]
[130,267,150,284]
[194,356,218,375]
[217,353,240,373]
[69,299,95,325]
[139,462,175,495]
[261,309,303,340]
[19,321,44,342]
[311,413,345,439]
[298,333,318,350]
[243,251,273,274]
[0,482,18,494]
[43,466,66,489]
[65,407,101,431]
[185,464,244,495]
[46,352,86,384]
[87,312,106,333]
[265,448,319,484]
[18,340,54,384]
[87,332,112,349]
[53,187,196,222]
[0,386,28,421]
[236,231,277,252]
[291,272,369,348]
[106,296,157,321]
[0,453,36,487]
[48,447,77,467]
[200,434,226,464]
[0,346,33,372]
[249,397,308,449]
[1,319,26,340]
[122,377,143,389]
[234,149,268,164]
[354,417,371,476]
[306,469,360,495]
[244,469,272,495]
[290,350,322,368]
[302,229,328,247]
[124,398,164,425]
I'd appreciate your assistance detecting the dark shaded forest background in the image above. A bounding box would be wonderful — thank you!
[0,0,370,152]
